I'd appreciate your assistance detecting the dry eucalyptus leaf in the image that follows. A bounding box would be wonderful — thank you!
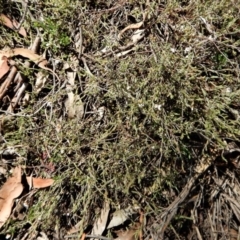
[91,201,110,238]
[0,48,47,68]
[0,55,10,79]
[0,166,23,228]
[0,14,27,37]
[107,208,131,229]
[26,177,54,189]
[0,48,60,81]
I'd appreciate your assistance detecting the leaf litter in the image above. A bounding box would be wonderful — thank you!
[1,1,240,239]
[107,207,136,229]
[26,176,55,189]
[0,167,23,228]
[0,166,54,228]
[90,201,110,239]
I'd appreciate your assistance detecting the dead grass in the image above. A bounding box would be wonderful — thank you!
[0,0,240,239]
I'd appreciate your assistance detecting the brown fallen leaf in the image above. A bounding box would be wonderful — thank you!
[0,55,10,79]
[0,166,23,228]
[0,48,60,81]
[0,14,27,37]
[26,177,54,189]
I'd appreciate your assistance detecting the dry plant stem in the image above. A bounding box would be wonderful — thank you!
[78,25,83,59]
[0,109,30,117]
[0,66,17,100]
[85,236,112,240]
[191,210,202,240]
[21,232,29,240]
[65,235,112,240]
[170,225,180,240]
[81,57,94,77]
[15,0,29,32]
[139,210,144,240]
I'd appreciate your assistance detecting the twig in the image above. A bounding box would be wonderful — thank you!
[81,57,95,77]
[78,25,83,59]
[15,0,29,32]
[85,235,112,240]
[0,66,17,100]
[139,210,144,240]
[0,109,30,117]
[191,210,203,240]
[65,234,113,240]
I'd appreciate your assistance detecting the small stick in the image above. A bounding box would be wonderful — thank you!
[65,234,112,240]
[15,0,29,33]
[0,66,17,100]
[78,24,83,59]
[139,210,144,240]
